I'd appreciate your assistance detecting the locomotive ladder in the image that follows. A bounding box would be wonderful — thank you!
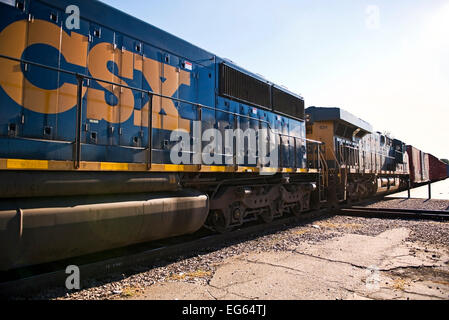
[318,149,328,202]
[321,144,348,206]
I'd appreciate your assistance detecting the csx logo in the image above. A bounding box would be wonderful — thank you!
[0,19,191,131]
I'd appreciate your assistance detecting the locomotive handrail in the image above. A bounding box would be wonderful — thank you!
[343,143,396,159]
[0,53,323,170]
[319,148,328,187]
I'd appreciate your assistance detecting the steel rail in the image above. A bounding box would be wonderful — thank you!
[347,206,449,214]
[337,206,449,221]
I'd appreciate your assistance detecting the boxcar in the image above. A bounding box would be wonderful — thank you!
[407,146,429,184]
[427,153,448,181]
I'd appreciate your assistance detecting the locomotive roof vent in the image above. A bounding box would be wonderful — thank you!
[219,63,305,120]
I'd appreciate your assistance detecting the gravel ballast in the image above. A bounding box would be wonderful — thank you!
[364,198,449,211]
[24,211,448,300]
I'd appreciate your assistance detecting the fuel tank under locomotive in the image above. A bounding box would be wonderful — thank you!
[376,177,401,194]
[0,189,209,271]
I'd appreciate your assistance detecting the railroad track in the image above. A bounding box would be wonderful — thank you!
[0,209,328,299]
[337,206,449,221]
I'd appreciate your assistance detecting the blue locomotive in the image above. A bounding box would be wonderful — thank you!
[0,0,317,270]
[306,107,409,203]
[0,0,444,271]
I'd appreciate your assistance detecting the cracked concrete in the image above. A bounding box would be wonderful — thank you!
[130,226,449,300]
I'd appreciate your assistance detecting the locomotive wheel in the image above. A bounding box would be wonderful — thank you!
[290,200,304,218]
[275,199,285,216]
[209,209,231,233]
[232,206,244,226]
[346,197,356,206]
[348,193,361,204]
[260,206,274,224]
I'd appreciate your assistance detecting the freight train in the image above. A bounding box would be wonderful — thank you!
[0,0,447,271]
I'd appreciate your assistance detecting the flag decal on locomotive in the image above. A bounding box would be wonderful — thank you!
[183,61,193,70]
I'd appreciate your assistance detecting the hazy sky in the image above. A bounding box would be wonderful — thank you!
[102,0,449,159]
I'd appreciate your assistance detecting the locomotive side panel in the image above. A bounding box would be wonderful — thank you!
[305,120,335,166]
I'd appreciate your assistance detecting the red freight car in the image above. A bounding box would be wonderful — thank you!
[427,153,448,181]
[407,145,430,184]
